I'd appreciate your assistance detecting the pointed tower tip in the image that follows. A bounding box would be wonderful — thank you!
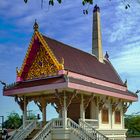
[93,4,100,13]
[33,19,39,31]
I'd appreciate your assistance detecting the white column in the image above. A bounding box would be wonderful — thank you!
[80,94,85,120]
[23,96,27,129]
[121,102,125,129]
[110,102,113,129]
[97,99,101,129]
[63,93,67,128]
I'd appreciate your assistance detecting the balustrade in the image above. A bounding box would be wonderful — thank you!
[8,120,37,140]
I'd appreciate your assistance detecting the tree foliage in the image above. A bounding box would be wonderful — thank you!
[3,112,37,129]
[125,115,140,137]
[3,112,22,129]
[24,0,131,14]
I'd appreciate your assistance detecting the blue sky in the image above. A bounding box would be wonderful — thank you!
[0,0,140,120]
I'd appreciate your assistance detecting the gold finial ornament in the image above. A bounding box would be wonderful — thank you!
[61,58,64,65]
[16,67,20,76]
[33,19,39,31]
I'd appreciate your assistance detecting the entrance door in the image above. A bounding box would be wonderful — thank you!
[85,103,90,119]
[67,103,80,123]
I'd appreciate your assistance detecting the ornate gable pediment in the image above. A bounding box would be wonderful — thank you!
[17,23,64,81]
[26,43,58,80]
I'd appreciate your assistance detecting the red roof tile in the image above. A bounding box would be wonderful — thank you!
[43,35,124,86]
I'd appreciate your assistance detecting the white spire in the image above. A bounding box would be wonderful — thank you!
[92,5,104,63]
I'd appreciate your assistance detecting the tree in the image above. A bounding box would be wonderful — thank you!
[3,112,22,129]
[24,0,131,14]
[125,115,140,137]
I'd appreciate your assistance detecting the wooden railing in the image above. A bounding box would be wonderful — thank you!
[79,119,108,140]
[8,120,37,140]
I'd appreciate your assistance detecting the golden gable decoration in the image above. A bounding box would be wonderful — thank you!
[26,45,58,80]
[16,21,64,81]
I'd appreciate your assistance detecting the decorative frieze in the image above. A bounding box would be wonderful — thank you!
[111,99,120,112]
[15,96,28,111]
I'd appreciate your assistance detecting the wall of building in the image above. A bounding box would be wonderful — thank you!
[98,99,112,129]
[90,99,124,129]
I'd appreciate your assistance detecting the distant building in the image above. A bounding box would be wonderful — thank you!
[3,5,138,140]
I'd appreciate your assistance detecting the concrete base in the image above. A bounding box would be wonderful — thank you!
[44,128,81,140]
[97,129,127,140]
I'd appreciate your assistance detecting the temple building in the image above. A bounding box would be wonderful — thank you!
[3,5,138,140]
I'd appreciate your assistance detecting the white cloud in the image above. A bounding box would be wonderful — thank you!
[106,1,140,43]
[0,44,24,54]
[112,41,140,75]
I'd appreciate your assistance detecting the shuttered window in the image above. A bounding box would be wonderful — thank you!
[115,110,121,124]
[102,108,109,123]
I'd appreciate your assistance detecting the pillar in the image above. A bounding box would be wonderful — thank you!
[42,105,46,123]
[41,98,47,126]
[121,102,125,129]
[80,94,85,120]
[110,101,113,129]
[63,93,67,128]
[23,96,27,129]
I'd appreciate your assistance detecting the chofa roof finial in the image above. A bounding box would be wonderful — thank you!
[124,79,127,87]
[33,19,39,31]
[105,51,109,59]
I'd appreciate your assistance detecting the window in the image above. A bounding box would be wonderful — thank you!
[102,107,109,123]
[115,110,121,124]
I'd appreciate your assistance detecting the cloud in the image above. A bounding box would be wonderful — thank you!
[104,1,140,43]
[112,41,140,74]
[0,44,24,55]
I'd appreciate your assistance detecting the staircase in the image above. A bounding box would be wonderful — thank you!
[32,118,63,140]
[32,118,108,140]
[79,119,108,140]
[8,120,37,140]
[25,129,40,140]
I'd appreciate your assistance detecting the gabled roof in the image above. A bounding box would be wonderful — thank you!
[42,35,124,86]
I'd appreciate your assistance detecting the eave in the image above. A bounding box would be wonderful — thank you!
[3,74,138,102]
